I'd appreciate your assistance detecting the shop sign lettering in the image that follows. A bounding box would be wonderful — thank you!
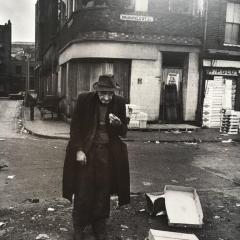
[206,68,239,76]
[120,14,154,22]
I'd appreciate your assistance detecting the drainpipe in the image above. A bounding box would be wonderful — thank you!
[197,0,209,126]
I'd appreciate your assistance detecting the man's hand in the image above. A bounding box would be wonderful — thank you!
[76,150,87,165]
[109,113,122,126]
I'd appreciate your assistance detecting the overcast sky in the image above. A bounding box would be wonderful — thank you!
[0,0,35,42]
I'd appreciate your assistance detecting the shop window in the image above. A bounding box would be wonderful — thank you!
[124,0,148,12]
[16,65,22,74]
[168,0,201,15]
[224,2,240,45]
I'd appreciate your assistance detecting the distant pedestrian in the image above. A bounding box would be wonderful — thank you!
[63,75,130,240]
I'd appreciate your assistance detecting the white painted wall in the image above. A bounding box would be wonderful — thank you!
[203,59,240,68]
[129,52,162,121]
[59,42,158,65]
[183,52,199,121]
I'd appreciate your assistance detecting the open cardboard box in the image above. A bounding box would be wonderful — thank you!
[148,229,199,240]
[164,185,203,228]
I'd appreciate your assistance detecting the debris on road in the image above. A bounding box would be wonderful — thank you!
[121,224,129,229]
[214,216,221,220]
[185,177,198,182]
[23,198,40,204]
[36,233,50,239]
[148,229,199,240]
[0,222,6,227]
[47,207,55,212]
[221,139,233,143]
[142,181,152,186]
[164,185,203,228]
[60,227,68,232]
[145,192,165,216]
[156,211,166,216]
[0,161,8,170]
[7,175,15,179]
[0,230,7,237]
[184,142,198,145]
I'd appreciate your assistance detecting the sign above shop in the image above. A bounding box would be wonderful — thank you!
[120,14,154,22]
[206,68,240,76]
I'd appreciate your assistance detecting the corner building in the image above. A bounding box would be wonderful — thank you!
[37,0,204,122]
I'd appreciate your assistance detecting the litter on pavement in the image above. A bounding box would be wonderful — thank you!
[142,181,153,186]
[146,185,203,228]
[60,227,68,232]
[145,192,165,216]
[222,139,233,143]
[0,222,6,227]
[47,207,55,212]
[164,185,203,228]
[7,175,15,179]
[148,229,199,240]
[36,234,50,239]
[121,224,129,229]
[184,142,198,145]
[0,162,8,170]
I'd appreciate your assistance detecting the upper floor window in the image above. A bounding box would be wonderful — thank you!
[124,0,148,12]
[225,2,240,45]
[169,0,203,15]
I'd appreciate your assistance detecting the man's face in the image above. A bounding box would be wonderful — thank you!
[97,91,114,104]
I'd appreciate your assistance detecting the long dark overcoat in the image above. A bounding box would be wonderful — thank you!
[62,92,130,206]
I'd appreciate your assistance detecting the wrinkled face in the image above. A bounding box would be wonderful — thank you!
[97,91,114,104]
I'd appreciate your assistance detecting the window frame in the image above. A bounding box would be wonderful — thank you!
[224,2,240,46]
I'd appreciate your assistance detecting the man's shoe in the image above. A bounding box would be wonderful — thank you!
[92,219,108,240]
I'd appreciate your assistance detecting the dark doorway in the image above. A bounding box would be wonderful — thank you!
[160,52,188,123]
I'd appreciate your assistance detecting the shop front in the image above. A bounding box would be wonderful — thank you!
[202,63,240,128]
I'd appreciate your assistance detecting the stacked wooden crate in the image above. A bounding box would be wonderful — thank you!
[202,78,225,128]
[126,104,148,129]
[220,109,240,135]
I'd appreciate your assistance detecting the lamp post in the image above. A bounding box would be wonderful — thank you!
[24,53,31,106]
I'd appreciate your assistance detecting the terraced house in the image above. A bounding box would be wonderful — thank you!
[35,0,205,123]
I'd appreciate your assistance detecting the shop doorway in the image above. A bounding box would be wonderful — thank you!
[160,52,187,122]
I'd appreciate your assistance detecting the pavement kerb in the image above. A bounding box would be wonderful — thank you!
[21,105,240,143]
[21,124,240,143]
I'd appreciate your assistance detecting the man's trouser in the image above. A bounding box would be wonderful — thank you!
[73,144,111,229]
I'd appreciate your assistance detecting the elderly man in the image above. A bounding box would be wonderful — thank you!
[63,75,130,240]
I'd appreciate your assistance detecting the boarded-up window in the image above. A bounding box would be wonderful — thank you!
[225,2,240,45]
[67,60,130,103]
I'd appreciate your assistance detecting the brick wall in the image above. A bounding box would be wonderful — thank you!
[59,2,203,50]
[205,0,240,54]
[36,0,58,59]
